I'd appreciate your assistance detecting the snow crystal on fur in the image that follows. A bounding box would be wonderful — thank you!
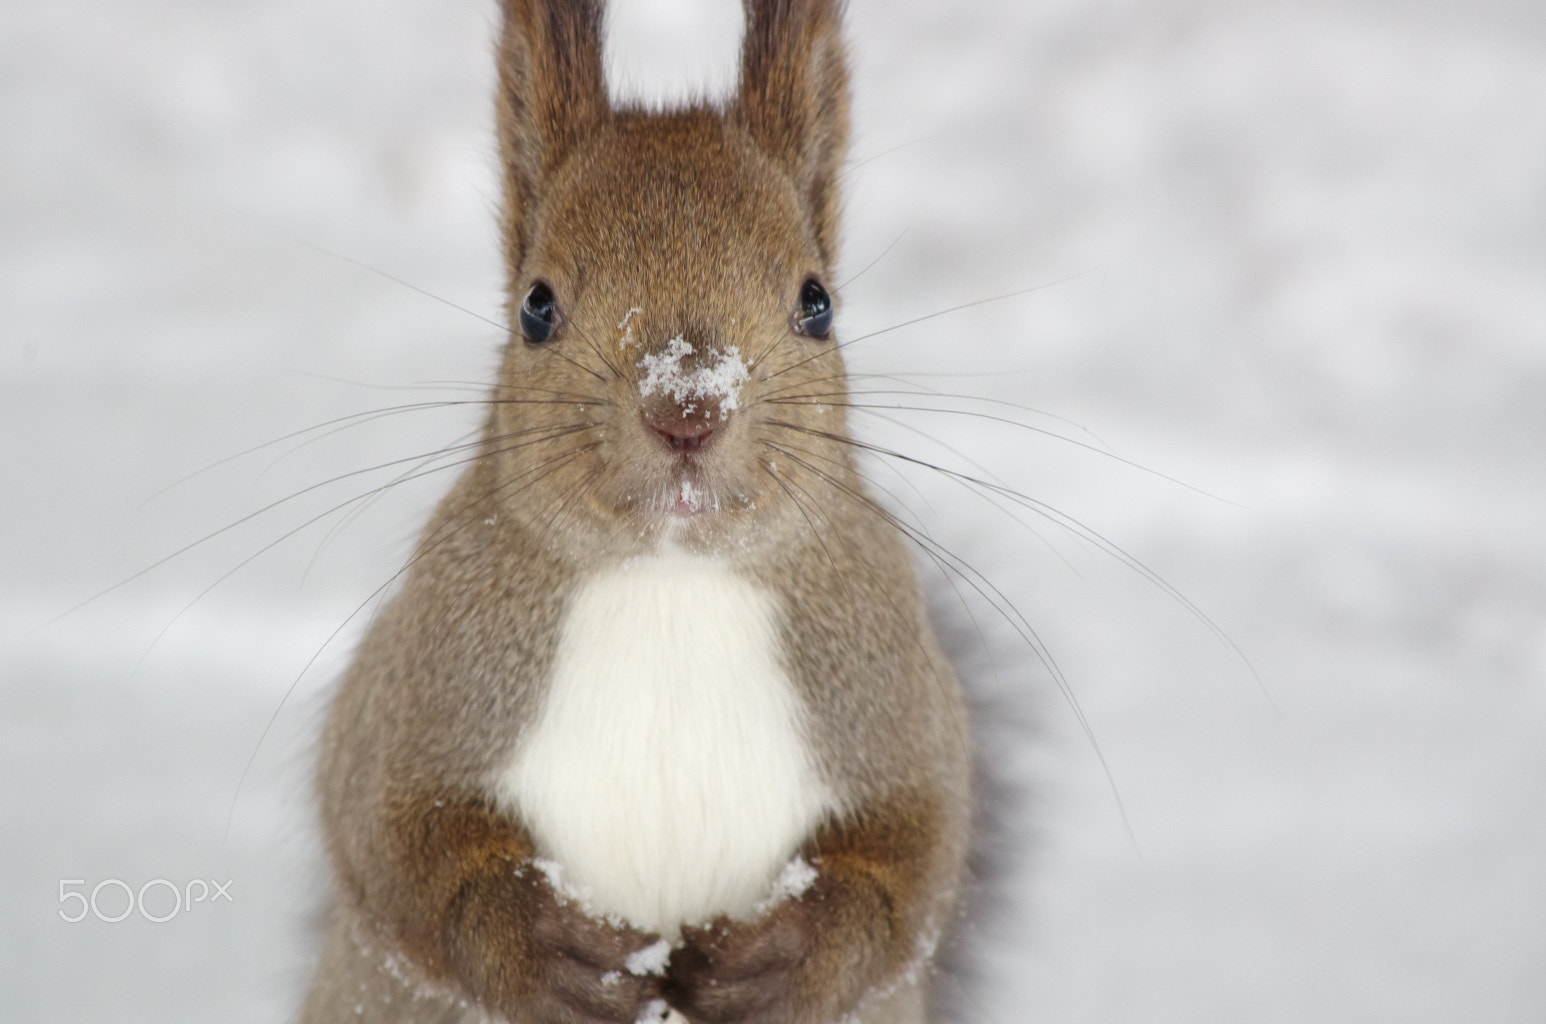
[624,938,674,977]
[754,855,818,914]
[638,335,749,415]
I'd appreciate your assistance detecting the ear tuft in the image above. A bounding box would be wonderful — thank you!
[734,0,852,270]
[497,0,610,279]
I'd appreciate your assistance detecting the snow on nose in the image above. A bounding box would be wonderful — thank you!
[638,334,750,451]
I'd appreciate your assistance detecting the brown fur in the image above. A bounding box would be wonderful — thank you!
[301,2,970,1022]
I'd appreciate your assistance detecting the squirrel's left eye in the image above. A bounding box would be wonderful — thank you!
[519,281,560,345]
[794,278,833,340]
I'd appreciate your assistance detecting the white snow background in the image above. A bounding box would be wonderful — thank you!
[3,0,1544,1020]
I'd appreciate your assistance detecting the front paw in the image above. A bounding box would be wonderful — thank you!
[507,862,667,1024]
[664,886,864,1024]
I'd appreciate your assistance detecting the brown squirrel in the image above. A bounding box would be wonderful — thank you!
[299,2,971,1022]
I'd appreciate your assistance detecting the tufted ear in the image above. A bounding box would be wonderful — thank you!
[734,0,852,271]
[496,0,610,279]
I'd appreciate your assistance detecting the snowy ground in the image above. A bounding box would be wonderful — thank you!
[3,0,1544,1021]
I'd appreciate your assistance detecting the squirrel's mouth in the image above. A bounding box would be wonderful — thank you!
[621,450,758,525]
[660,466,719,517]
[641,460,766,522]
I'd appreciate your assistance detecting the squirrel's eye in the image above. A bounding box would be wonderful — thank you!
[519,282,559,345]
[795,278,833,340]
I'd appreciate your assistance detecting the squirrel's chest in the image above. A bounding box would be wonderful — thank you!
[492,555,830,935]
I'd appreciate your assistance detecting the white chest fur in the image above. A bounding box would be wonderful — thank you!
[493,555,830,935]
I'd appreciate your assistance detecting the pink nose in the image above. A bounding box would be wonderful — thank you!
[649,412,717,452]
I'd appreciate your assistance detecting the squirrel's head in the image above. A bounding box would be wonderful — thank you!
[486,0,861,559]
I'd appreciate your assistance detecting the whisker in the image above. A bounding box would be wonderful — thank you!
[404,443,606,652]
[837,269,1097,349]
[562,313,632,384]
[774,397,1229,504]
[227,436,604,842]
[417,379,614,405]
[764,380,1112,451]
[146,389,612,505]
[409,439,604,568]
[56,421,595,626]
[302,241,509,332]
[249,396,605,489]
[131,424,602,670]
[539,464,605,541]
[762,455,850,596]
[836,228,908,291]
[533,336,612,385]
[838,133,937,181]
[761,270,1097,392]
[767,419,1269,707]
[147,399,489,502]
[301,424,487,583]
[759,447,973,760]
[762,439,1083,827]
[785,411,1071,572]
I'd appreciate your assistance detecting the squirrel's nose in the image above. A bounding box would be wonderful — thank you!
[635,327,748,454]
[646,408,719,452]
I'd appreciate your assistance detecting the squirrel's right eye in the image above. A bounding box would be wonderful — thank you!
[519,282,559,345]
[795,278,834,340]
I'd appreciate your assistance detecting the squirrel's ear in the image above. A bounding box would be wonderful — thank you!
[497,0,609,274]
[734,0,852,270]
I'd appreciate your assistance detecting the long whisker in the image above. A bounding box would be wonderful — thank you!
[144,383,612,507]
[561,312,631,384]
[767,419,1269,707]
[406,445,606,653]
[422,379,615,405]
[302,241,509,332]
[784,432,1012,713]
[762,437,1120,841]
[539,463,606,543]
[761,270,1097,391]
[301,424,487,583]
[759,448,973,763]
[533,335,612,385]
[53,421,596,625]
[146,399,518,502]
[250,395,605,489]
[838,269,1098,349]
[838,133,937,181]
[836,228,908,291]
[837,408,1075,572]
[226,435,604,842]
[767,436,1069,690]
[770,397,1231,504]
[131,424,602,670]
[763,457,850,598]
[762,377,1111,450]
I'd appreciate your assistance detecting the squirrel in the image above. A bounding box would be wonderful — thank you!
[298,2,972,1022]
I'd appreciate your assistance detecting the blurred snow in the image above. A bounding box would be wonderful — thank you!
[3,0,1544,1021]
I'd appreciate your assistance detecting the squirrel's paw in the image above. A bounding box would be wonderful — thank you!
[508,869,665,1024]
[663,893,842,1024]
